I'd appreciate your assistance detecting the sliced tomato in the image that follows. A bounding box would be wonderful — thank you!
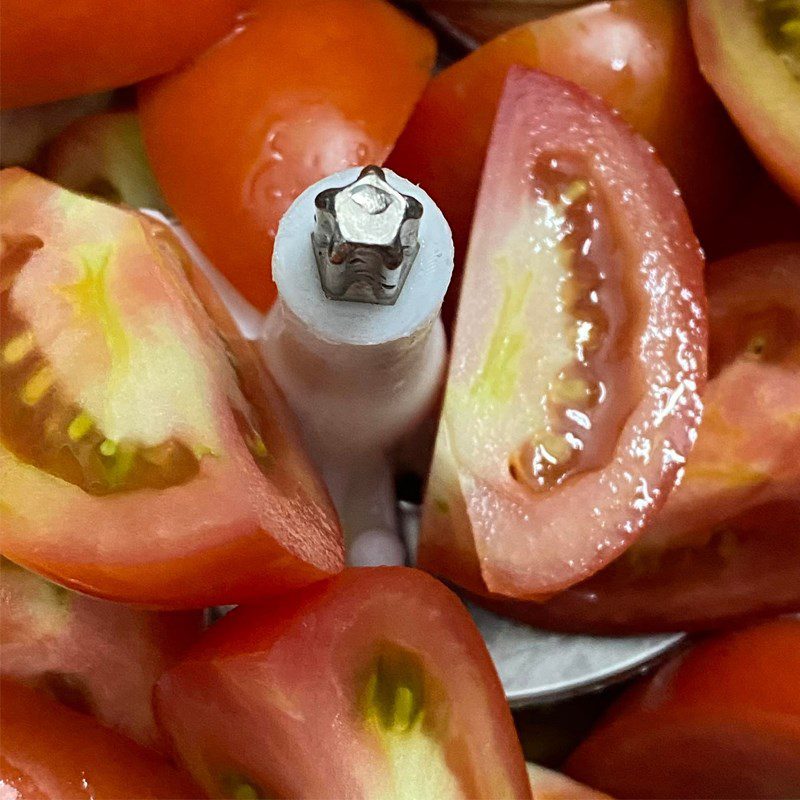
[155,568,532,799]
[0,0,239,109]
[138,0,436,312]
[0,168,342,608]
[527,763,612,800]
[565,618,800,798]
[43,110,167,212]
[0,679,202,799]
[388,0,745,305]
[487,244,800,632]
[690,0,800,203]
[418,68,706,599]
[0,558,201,751]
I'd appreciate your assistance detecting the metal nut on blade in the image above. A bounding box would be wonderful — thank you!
[312,165,423,305]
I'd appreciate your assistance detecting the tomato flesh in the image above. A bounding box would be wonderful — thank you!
[155,568,532,799]
[419,68,706,599]
[0,679,202,799]
[565,619,800,798]
[690,0,800,202]
[138,0,436,311]
[0,558,200,751]
[0,169,343,608]
[490,244,800,632]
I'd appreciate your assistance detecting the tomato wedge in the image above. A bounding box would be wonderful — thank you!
[418,68,706,599]
[527,763,612,800]
[388,0,745,296]
[155,568,531,799]
[0,0,239,109]
[484,244,800,632]
[0,558,201,751]
[0,169,342,607]
[0,679,202,799]
[690,0,800,203]
[565,618,800,799]
[138,0,436,311]
[43,110,166,212]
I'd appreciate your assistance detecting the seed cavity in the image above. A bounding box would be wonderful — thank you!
[219,773,267,800]
[362,644,426,735]
[755,0,800,78]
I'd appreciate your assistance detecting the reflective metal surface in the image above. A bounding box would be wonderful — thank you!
[398,500,685,706]
[312,165,423,305]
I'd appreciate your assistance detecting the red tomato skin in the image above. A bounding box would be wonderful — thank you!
[0,559,201,751]
[155,568,532,800]
[565,619,800,799]
[388,0,745,324]
[138,0,436,311]
[0,0,239,109]
[478,245,800,632]
[0,168,343,608]
[0,679,203,799]
[419,67,707,599]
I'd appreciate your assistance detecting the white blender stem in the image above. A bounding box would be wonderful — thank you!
[261,166,454,566]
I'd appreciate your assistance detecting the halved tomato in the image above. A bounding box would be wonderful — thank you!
[690,0,800,203]
[418,68,706,599]
[43,110,167,212]
[0,679,202,799]
[138,0,436,311]
[0,0,239,109]
[0,168,342,608]
[388,0,745,297]
[0,557,201,750]
[155,568,532,799]
[565,618,800,798]
[487,244,800,632]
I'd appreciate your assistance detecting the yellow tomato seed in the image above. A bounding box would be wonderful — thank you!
[2,331,35,365]
[21,366,54,405]
[67,412,93,441]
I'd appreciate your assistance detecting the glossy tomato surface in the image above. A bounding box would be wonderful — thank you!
[0,679,202,799]
[418,68,706,600]
[0,558,201,751]
[156,568,531,800]
[565,618,800,798]
[0,0,239,109]
[139,0,436,311]
[0,169,342,607]
[690,0,800,203]
[490,244,800,632]
[388,0,744,292]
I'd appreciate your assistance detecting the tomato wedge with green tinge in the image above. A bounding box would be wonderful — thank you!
[155,568,532,800]
[496,244,800,632]
[690,0,800,203]
[0,557,201,751]
[419,68,707,600]
[0,168,343,608]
